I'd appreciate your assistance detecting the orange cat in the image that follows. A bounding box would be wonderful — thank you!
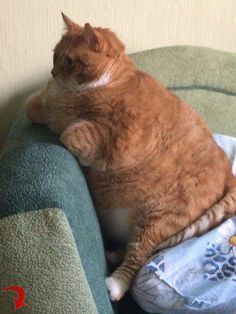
[26,13,236,301]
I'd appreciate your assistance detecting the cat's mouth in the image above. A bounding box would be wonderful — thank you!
[53,76,87,92]
[77,73,89,85]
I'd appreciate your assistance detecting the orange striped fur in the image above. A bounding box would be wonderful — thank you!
[26,14,236,301]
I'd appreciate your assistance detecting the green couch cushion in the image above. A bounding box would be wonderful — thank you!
[0,208,97,314]
[0,111,112,314]
[131,46,236,136]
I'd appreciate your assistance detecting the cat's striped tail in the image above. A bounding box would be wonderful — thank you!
[156,176,236,251]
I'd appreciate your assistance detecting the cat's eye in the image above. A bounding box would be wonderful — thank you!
[65,57,74,67]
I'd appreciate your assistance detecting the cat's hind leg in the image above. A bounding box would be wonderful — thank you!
[106,210,191,301]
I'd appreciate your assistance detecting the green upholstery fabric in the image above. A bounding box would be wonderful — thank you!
[0,110,111,314]
[131,46,236,137]
[0,209,97,314]
[0,46,235,314]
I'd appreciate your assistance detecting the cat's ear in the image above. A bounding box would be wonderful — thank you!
[83,23,101,52]
[61,12,82,32]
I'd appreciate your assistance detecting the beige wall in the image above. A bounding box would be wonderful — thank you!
[0,0,236,148]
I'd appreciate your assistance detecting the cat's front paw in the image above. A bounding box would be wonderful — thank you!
[60,121,96,166]
[105,276,129,301]
[26,90,45,124]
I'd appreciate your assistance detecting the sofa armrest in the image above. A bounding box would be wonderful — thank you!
[0,107,113,314]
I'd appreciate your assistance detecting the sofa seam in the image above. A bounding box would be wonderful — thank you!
[168,85,236,96]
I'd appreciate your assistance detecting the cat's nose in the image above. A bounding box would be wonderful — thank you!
[51,69,56,78]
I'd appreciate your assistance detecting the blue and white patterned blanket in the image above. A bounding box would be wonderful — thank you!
[132,134,236,313]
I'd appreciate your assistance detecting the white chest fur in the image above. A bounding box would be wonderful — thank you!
[84,73,111,90]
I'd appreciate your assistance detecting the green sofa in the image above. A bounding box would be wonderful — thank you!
[0,46,236,314]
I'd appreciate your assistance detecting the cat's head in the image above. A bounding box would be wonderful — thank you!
[51,13,126,90]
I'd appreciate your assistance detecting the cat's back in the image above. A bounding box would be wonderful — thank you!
[120,69,212,148]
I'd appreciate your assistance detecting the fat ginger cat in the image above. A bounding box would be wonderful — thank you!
[26,13,236,301]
